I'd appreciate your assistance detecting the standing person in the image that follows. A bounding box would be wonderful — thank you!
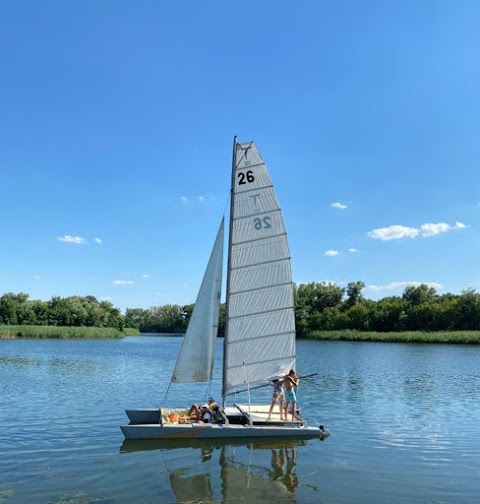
[267,378,284,421]
[283,369,300,421]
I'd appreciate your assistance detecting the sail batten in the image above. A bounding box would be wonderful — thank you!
[171,218,224,384]
[227,356,297,371]
[227,330,296,344]
[224,141,296,392]
[231,233,287,247]
[230,283,293,296]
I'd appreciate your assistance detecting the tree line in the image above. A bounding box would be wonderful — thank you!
[293,282,480,335]
[0,293,125,330]
[2,282,480,335]
[124,282,480,335]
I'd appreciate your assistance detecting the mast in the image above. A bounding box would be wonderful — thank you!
[222,135,237,408]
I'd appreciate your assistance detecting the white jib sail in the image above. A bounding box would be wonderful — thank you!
[224,141,296,392]
[171,218,224,383]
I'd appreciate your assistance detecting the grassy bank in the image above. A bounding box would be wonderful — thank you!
[0,325,140,339]
[302,330,480,344]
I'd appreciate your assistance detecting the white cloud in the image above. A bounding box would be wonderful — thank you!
[94,237,102,244]
[34,275,41,280]
[197,196,205,203]
[420,222,451,237]
[348,248,358,253]
[180,196,188,204]
[421,221,468,237]
[141,274,150,279]
[368,225,419,241]
[366,281,444,292]
[369,221,468,241]
[331,202,348,210]
[112,280,134,286]
[325,250,341,256]
[58,235,87,244]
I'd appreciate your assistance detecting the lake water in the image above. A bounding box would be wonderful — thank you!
[1,336,479,503]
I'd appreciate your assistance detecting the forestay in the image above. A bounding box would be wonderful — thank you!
[224,141,296,392]
[171,218,224,383]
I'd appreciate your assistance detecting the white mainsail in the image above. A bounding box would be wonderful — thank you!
[224,141,296,393]
[171,218,224,383]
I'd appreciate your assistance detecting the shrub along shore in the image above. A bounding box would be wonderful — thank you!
[303,330,480,344]
[0,325,140,339]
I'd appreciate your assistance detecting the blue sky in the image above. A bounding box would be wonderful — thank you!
[1,1,478,313]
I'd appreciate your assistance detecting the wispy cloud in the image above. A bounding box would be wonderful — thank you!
[368,221,468,241]
[420,221,467,237]
[94,237,102,244]
[368,225,419,241]
[348,248,359,253]
[141,274,151,279]
[366,281,444,292]
[331,202,348,210]
[34,275,41,280]
[57,235,87,244]
[112,280,134,286]
[325,250,341,256]
[181,195,216,205]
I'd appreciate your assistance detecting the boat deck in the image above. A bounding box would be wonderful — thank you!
[233,404,305,426]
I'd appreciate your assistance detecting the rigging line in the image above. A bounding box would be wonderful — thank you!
[227,373,318,396]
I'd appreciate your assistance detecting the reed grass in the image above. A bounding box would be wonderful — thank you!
[303,330,480,344]
[0,325,140,339]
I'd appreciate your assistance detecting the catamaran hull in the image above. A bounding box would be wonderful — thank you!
[121,423,327,440]
[126,409,160,424]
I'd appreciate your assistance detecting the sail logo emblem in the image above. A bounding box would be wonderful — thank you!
[240,144,253,166]
[250,193,261,212]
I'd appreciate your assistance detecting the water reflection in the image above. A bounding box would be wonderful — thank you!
[121,438,321,503]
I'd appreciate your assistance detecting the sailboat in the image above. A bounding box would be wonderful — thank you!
[121,138,328,440]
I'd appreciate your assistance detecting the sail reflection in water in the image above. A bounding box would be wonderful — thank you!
[120,438,321,503]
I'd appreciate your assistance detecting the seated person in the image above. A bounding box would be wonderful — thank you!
[208,397,223,423]
[185,403,213,423]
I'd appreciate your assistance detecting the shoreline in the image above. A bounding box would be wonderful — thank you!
[301,329,480,344]
[0,326,140,339]
[2,327,480,343]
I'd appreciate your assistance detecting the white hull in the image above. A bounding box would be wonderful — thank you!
[126,409,160,424]
[122,404,328,441]
[121,422,327,440]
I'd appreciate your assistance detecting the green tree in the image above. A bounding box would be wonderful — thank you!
[402,284,437,306]
[344,281,365,309]
[455,289,480,330]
